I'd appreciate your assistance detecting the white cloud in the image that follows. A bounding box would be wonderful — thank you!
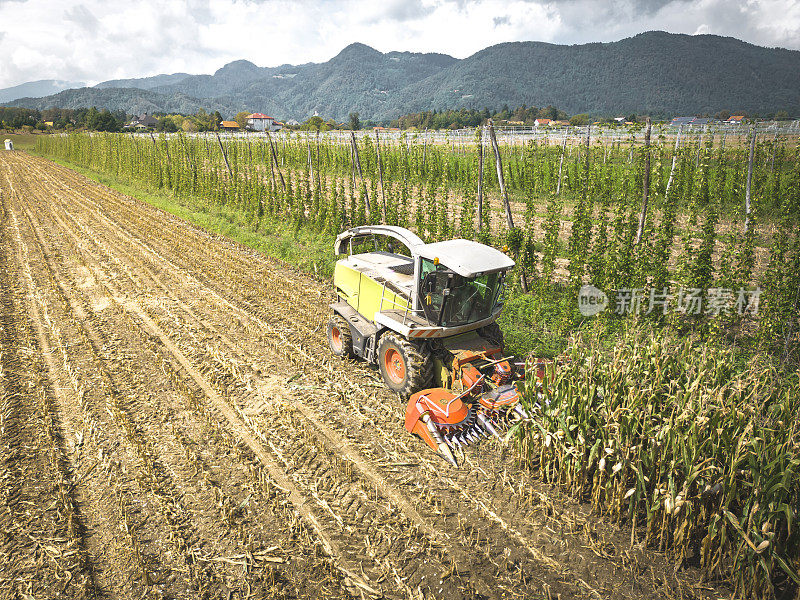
[0,0,797,89]
[63,3,100,35]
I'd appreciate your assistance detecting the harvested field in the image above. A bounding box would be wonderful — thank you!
[0,151,732,599]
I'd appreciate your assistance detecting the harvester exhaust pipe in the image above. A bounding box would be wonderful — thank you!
[421,412,458,467]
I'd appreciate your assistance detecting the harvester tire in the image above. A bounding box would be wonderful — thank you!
[327,314,354,358]
[478,322,505,351]
[376,334,433,398]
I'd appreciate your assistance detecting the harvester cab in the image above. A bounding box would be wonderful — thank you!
[328,226,531,465]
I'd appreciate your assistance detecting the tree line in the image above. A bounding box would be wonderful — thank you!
[0,106,127,132]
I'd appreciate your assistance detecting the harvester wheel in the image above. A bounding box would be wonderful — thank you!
[377,334,433,398]
[478,322,505,351]
[327,314,353,358]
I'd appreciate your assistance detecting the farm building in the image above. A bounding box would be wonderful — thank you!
[128,114,158,129]
[727,115,746,123]
[246,113,282,132]
[534,118,551,126]
[219,120,240,131]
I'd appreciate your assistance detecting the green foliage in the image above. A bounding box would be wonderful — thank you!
[33,129,799,367]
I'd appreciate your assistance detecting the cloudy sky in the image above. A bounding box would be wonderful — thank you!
[0,0,798,89]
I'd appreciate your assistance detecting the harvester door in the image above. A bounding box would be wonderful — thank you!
[420,270,450,325]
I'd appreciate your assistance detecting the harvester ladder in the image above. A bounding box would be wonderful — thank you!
[378,283,413,325]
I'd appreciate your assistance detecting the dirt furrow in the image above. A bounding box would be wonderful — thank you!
[0,163,103,599]
[9,198,202,596]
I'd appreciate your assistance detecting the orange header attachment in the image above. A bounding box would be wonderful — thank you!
[405,389,471,456]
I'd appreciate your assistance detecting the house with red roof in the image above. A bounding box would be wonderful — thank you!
[246,113,282,132]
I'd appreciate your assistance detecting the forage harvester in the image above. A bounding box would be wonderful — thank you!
[327,226,548,465]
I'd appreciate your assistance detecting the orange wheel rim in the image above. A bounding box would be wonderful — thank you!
[331,326,342,352]
[384,348,405,384]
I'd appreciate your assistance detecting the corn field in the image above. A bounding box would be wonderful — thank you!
[516,329,799,598]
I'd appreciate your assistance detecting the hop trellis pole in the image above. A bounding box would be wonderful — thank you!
[488,120,527,293]
[635,116,652,246]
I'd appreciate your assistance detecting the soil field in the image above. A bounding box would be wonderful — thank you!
[0,151,732,600]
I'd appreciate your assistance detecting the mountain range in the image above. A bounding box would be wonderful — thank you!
[3,32,799,121]
[0,79,85,104]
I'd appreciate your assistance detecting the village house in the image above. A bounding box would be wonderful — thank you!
[671,116,696,127]
[533,118,551,127]
[128,113,158,129]
[246,113,282,132]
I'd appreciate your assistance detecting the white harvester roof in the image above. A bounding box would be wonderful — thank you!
[334,226,515,278]
[417,239,515,278]
[334,225,424,255]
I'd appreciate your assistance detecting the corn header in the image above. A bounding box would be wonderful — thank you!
[327,226,537,466]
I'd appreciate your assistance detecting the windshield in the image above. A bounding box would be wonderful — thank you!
[419,258,505,327]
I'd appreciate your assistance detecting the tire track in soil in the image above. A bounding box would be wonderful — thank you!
[4,152,729,600]
[3,159,354,596]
